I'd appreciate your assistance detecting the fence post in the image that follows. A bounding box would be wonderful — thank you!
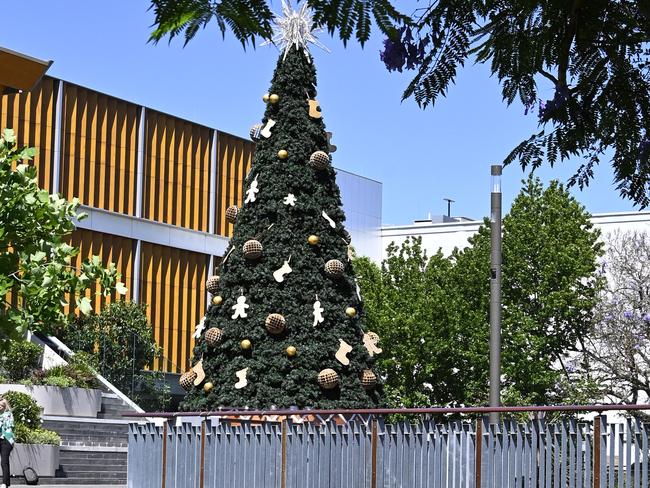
[161,421,168,488]
[199,420,206,488]
[281,419,287,488]
[475,418,482,488]
[371,418,378,488]
[593,416,601,488]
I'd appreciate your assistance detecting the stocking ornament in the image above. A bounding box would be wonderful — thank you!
[335,339,352,366]
[273,257,293,283]
[191,360,206,386]
[235,368,248,389]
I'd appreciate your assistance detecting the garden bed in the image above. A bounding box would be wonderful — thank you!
[0,384,102,418]
[10,443,60,477]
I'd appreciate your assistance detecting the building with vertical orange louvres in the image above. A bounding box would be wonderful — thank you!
[1,49,382,389]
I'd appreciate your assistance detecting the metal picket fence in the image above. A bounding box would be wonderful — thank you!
[128,407,650,488]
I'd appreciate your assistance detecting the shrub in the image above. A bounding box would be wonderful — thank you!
[42,375,75,388]
[0,341,42,381]
[29,353,98,389]
[2,391,41,429]
[65,301,170,409]
[14,424,60,445]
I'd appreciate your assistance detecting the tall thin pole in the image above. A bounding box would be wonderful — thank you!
[489,165,502,424]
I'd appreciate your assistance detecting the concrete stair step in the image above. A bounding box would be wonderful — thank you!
[11,478,126,485]
[55,470,126,480]
[60,464,126,472]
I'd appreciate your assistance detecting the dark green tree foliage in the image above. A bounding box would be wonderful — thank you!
[149,0,650,207]
[357,178,603,407]
[182,47,382,410]
[353,241,465,407]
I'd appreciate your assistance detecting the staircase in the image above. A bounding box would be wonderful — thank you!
[11,392,135,486]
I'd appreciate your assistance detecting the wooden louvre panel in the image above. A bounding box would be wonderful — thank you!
[215,131,254,237]
[61,83,139,214]
[139,242,208,373]
[143,111,211,232]
[0,75,56,191]
[66,229,135,314]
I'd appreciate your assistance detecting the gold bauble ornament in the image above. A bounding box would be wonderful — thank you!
[269,93,280,104]
[262,93,270,102]
[203,382,214,393]
[212,295,223,306]
[240,339,252,350]
[308,235,320,245]
[286,346,297,357]
[278,149,289,160]
[345,307,357,318]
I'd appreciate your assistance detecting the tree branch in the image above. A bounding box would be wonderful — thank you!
[539,69,558,85]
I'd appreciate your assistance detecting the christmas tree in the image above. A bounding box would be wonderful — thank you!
[180,3,383,410]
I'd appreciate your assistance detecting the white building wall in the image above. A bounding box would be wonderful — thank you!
[381,211,650,261]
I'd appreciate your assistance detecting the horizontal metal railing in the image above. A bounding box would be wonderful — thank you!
[128,403,650,418]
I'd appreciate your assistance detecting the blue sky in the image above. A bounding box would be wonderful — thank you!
[0,0,638,224]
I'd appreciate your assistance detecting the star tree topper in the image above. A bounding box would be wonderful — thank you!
[262,0,330,60]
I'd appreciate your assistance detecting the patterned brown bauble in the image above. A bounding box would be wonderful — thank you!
[179,370,197,391]
[243,240,263,260]
[250,124,262,142]
[318,368,340,390]
[265,313,286,335]
[206,276,220,295]
[324,259,345,278]
[361,369,377,390]
[225,205,238,224]
[309,151,330,170]
[205,327,223,347]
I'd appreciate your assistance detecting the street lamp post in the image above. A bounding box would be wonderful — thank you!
[489,165,502,424]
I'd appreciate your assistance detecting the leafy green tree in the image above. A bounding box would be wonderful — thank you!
[0,129,125,346]
[63,301,169,410]
[354,239,467,407]
[452,178,604,405]
[357,177,603,407]
[149,0,650,206]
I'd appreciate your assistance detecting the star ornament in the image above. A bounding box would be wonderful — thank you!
[262,0,330,60]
